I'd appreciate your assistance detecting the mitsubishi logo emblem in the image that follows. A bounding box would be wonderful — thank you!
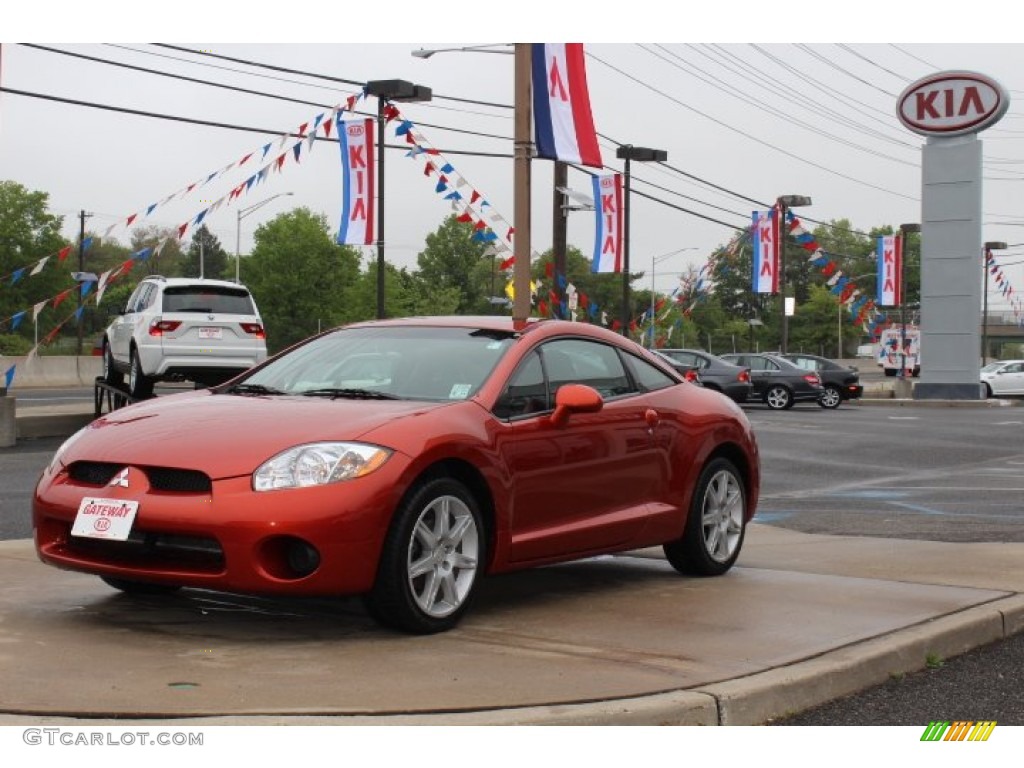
[109,468,130,488]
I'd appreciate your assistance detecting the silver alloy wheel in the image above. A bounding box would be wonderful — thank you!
[819,385,842,409]
[765,385,791,409]
[700,468,744,563]
[406,494,479,618]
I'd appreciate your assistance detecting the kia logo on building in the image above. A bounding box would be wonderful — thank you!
[348,124,364,137]
[897,71,1009,137]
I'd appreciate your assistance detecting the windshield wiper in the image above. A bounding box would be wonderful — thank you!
[298,388,399,400]
[223,383,287,396]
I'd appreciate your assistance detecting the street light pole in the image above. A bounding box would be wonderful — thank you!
[775,195,812,354]
[982,241,1007,365]
[364,80,432,319]
[617,145,668,336]
[235,192,294,284]
[649,247,697,348]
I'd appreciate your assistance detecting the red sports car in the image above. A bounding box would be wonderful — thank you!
[34,317,760,633]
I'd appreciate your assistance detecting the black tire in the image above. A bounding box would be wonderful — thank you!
[818,385,842,409]
[664,457,747,576]
[983,382,993,399]
[128,348,153,399]
[764,384,793,410]
[102,341,124,387]
[101,576,181,595]
[366,477,485,634]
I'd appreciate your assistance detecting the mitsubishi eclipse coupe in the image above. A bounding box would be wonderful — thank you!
[34,317,760,634]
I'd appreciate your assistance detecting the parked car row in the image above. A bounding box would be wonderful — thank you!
[656,349,863,410]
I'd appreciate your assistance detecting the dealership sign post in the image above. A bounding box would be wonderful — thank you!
[896,71,1009,399]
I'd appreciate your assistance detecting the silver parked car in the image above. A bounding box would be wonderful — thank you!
[102,276,268,397]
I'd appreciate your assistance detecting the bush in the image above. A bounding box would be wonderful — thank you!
[0,334,32,356]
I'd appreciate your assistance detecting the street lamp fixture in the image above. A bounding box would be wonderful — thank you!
[235,192,293,283]
[648,247,697,348]
[617,144,668,336]
[411,44,513,59]
[898,223,922,379]
[364,79,433,319]
[982,240,1007,365]
[775,195,812,353]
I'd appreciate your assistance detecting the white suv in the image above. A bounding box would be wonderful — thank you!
[102,276,268,397]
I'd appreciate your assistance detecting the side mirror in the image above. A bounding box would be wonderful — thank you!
[549,383,603,428]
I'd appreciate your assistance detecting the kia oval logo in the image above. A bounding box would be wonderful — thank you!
[600,177,614,189]
[897,71,1009,137]
[348,124,364,137]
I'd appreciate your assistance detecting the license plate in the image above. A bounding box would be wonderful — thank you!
[199,327,223,340]
[71,497,139,541]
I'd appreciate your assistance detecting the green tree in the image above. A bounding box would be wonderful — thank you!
[416,215,490,314]
[244,208,361,352]
[182,225,229,279]
[0,181,70,348]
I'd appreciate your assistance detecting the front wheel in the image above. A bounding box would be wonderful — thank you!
[664,458,747,576]
[764,385,792,410]
[818,385,842,409]
[102,342,123,387]
[366,477,485,634]
[983,382,993,399]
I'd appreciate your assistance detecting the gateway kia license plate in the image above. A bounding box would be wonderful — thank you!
[71,497,139,541]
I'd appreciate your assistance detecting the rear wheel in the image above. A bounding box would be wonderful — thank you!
[128,348,153,399]
[983,382,993,399]
[101,576,180,595]
[764,384,793,410]
[366,477,484,634]
[102,341,123,387]
[818,385,842,409]
[664,458,747,576]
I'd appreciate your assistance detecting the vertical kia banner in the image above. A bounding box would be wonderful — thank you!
[592,174,622,273]
[337,117,375,246]
[532,43,603,168]
[752,210,779,294]
[876,234,901,306]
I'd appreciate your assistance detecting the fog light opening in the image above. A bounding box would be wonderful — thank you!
[286,539,320,578]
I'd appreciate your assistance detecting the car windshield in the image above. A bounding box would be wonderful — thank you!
[981,362,1006,373]
[163,286,256,314]
[233,325,515,401]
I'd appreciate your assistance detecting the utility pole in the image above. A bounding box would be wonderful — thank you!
[76,209,92,355]
[552,161,568,316]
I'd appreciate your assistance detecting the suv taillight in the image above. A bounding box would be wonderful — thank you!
[683,369,699,383]
[240,323,266,339]
[148,319,181,336]
[738,369,751,383]
[803,374,821,386]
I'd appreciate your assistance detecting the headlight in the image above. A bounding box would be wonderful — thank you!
[253,442,392,491]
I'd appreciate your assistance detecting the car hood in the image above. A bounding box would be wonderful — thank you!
[60,390,450,478]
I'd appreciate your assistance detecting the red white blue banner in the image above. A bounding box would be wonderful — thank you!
[532,44,603,168]
[876,234,901,306]
[752,209,779,293]
[592,174,622,273]
[337,117,375,246]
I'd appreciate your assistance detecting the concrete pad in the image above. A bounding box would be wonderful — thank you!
[0,529,1014,723]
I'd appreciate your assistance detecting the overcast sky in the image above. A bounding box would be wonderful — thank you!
[3,3,1023,313]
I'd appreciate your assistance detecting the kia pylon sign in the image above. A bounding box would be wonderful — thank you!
[897,71,1009,137]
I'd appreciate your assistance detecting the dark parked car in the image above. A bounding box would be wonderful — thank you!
[718,353,824,410]
[655,349,753,404]
[780,353,864,409]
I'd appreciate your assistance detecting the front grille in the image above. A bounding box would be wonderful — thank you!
[146,468,212,493]
[68,461,120,485]
[67,462,212,493]
[68,529,224,571]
